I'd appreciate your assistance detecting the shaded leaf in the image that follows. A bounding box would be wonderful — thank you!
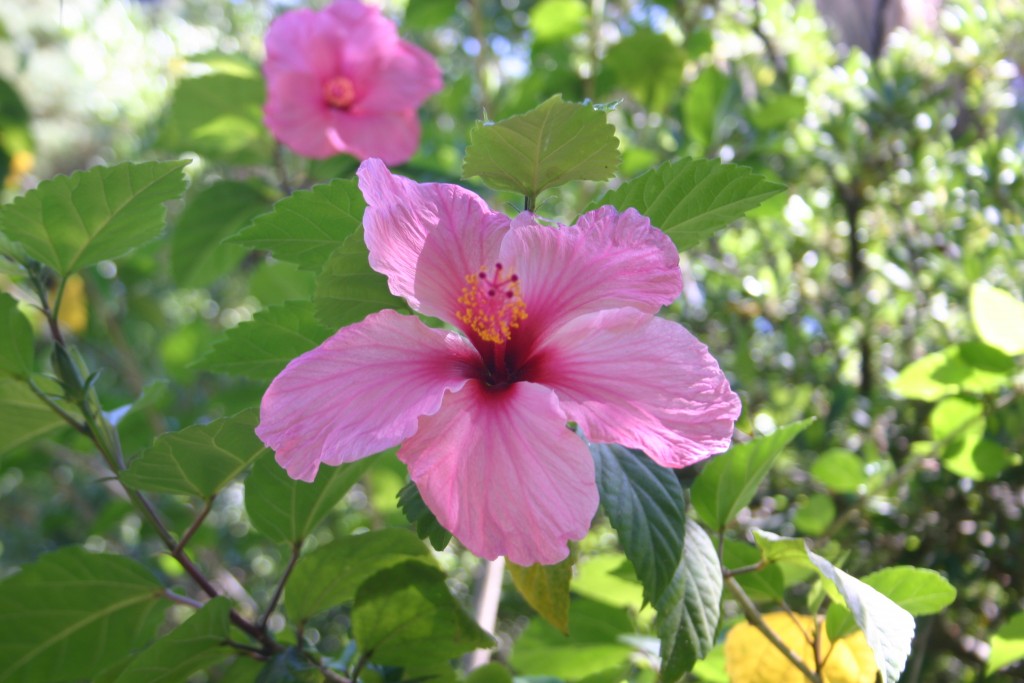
[591,441,686,604]
[809,448,867,494]
[602,29,684,113]
[245,452,375,544]
[508,556,573,635]
[462,95,620,198]
[404,0,458,29]
[286,529,432,622]
[113,597,233,683]
[656,519,722,680]
[397,480,453,551]
[351,561,493,667]
[0,160,189,276]
[231,178,366,271]
[313,228,405,328]
[0,378,67,457]
[0,293,33,377]
[121,409,268,498]
[592,157,786,252]
[0,548,166,683]
[691,418,814,529]
[792,493,836,536]
[193,302,332,380]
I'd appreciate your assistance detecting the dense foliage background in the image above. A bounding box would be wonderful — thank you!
[1,0,1023,682]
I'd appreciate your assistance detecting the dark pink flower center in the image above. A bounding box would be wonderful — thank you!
[322,76,356,109]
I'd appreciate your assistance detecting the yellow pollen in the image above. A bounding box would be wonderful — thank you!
[456,263,528,343]
[323,76,356,109]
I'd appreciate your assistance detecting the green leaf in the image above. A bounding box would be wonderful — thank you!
[0,293,33,377]
[397,480,453,551]
[891,342,1015,401]
[193,302,332,380]
[245,452,375,544]
[988,612,1024,675]
[529,0,588,43]
[0,548,166,683]
[508,556,574,635]
[970,282,1024,356]
[285,529,433,622]
[860,566,956,616]
[403,0,458,29]
[683,68,731,147]
[691,418,814,529]
[462,95,621,199]
[120,409,268,498]
[0,378,67,457]
[809,448,867,494]
[313,228,405,328]
[510,598,633,680]
[351,561,494,667]
[465,662,514,683]
[157,74,270,164]
[601,29,684,114]
[591,442,686,604]
[721,539,784,601]
[0,160,189,276]
[941,437,1021,481]
[231,178,366,271]
[752,531,916,683]
[591,157,786,252]
[170,180,271,287]
[113,597,233,683]
[930,396,985,441]
[656,519,723,680]
[792,493,836,536]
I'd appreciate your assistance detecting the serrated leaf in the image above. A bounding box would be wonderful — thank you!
[0,378,67,456]
[508,555,573,635]
[121,410,267,497]
[752,531,915,683]
[0,548,166,683]
[656,519,722,680]
[859,566,956,616]
[244,452,375,543]
[0,293,33,377]
[591,157,786,252]
[231,178,366,271]
[988,612,1024,675]
[113,597,233,683]
[397,480,453,551]
[193,302,331,380]
[351,561,494,667]
[970,282,1024,356]
[891,342,1015,401]
[285,529,433,622]
[313,228,405,328]
[157,74,270,164]
[170,180,271,287]
[591,442,686,604]
[691,418,814,529]
[462,95,620,199]
[0,160,189,276]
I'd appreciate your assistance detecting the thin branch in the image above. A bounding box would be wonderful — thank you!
[260,541,302,629]
[27,378,88,434]
[164,589,205,610]
[464,557,505,671]
[722,560,765,578]
[725,576,822,683]
[350,649,373,682]
[175,498,214,555]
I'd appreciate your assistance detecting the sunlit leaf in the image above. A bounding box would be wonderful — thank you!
[193,302,331,380]
[970,282,1024,356]
[0,293,33,378]
[0,548,166,683]
[508,556,573,635]
[792,493,836,536]
[286,529,433,622]
[351,561,493,667]
[530,0,588,43]
[891,343,1014,401]
[113,597,233,683]
[860,567,956,616]
[987,612,1024,676]
[230,178,366,271]
[245,452,376,543]
[120,409,268,498]
[313,228,405,328]
[691,418,814,529]
[592,157,786,252]
[591,442,685,604]
[809,448,867,494]
[0,160,189,276]
[462,95,621,199]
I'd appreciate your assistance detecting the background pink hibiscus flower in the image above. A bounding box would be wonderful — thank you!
[257,159,741,565]
[263,0,442,164]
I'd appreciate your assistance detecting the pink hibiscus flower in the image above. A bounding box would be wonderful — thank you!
[262,0,442,165]
[256,160,741,565]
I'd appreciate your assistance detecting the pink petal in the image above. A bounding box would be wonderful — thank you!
[501,206,683,349]
[264,73,336,159]
[353,42,443,113]
[264,9,339,80]
[400,381,598,565]
[357,159,509,317]
[257,310,480,482]
[327,109,422,165]
[529,307,740,468]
